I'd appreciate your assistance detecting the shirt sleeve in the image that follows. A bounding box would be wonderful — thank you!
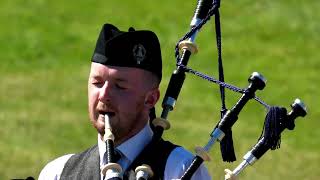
[38,154,73,180]
[164,147,212,180]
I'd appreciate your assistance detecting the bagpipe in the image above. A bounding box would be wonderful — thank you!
[101,0,307,179]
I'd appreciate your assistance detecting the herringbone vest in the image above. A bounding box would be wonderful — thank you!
[60,139,177,180]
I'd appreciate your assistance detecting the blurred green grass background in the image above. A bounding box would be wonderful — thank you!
[0,0,319,179]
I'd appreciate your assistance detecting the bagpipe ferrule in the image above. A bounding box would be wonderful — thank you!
[209,128,225,144]
[101,163,123,179]
[195,147,211,161]
[243,151,257,165]
[135,164,154,180]
[230,152,257,176]
[104,131,115,141]
[178,40,198,54]
[152,117,170,130]
[191,128,224,159]
[231,160,249,177]
[162,97,176,111]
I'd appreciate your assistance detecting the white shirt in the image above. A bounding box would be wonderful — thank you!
[39,124,211,180]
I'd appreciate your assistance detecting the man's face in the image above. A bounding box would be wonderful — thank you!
[88,62,159,144]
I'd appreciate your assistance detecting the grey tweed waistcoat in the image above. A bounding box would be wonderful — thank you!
[60,139,177,180]
[60,145,100,180]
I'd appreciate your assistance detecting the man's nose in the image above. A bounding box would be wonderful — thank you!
[98,81,111,102]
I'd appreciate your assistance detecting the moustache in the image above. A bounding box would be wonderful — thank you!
[96,102,116,116]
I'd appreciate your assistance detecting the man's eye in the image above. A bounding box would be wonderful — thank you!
[92,81,103,87]
[115,84,127,90]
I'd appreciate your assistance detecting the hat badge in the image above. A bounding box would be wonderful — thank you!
[133,44,146,65]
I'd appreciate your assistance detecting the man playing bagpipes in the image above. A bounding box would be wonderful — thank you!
[38,23,211,180]
[38,0,308,178]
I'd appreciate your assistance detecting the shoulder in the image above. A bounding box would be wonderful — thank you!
[165,146,211,180]
[38,154,74,180]
[66,144,98,162]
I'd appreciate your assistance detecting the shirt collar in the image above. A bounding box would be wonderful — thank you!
[98,123,153,165]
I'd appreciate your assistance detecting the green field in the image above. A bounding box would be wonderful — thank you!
[1,0,319,179]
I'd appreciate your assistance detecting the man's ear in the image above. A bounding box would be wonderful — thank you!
[144,88,160,108]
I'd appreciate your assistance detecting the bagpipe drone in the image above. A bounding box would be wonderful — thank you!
[224,99,307,180]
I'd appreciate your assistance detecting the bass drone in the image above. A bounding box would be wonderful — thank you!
[224,99,307,180]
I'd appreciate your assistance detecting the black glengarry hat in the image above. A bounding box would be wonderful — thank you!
[92,23,162,82]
